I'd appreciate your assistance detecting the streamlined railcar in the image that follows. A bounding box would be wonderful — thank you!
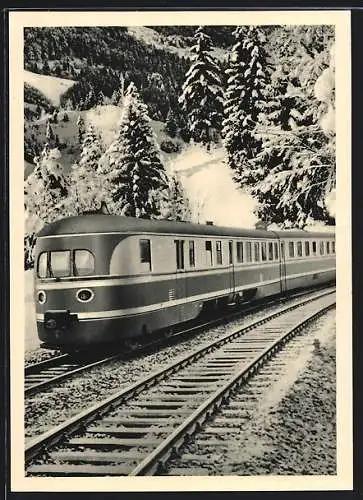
[34,215,336,349]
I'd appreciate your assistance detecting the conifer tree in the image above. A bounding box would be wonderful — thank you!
[222,26,270,183]
[179,26,224,147]
[100,82,168,218]
[68,124,104,214]
[97,90,105,106]
[159,174,192,221]
[165,109,178,138]
[25,121,68,224]
[77,115,85,145]
[244,26,335,227]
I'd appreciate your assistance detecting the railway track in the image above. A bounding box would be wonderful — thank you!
[25,285,334,397]
[26,287,335,476]
[24,353,121,396]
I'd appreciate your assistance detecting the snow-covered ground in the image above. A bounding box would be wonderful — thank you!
[24,70,75,107]
[127,26,227,62]
[25,270,39,351]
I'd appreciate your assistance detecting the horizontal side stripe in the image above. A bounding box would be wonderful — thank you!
[36,267,335,322]
[35,258,335,291]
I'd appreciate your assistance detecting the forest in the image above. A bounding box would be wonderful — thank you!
[24,25,336,269]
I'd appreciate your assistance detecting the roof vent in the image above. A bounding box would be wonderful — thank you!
[82,201,110,216]
[206,221,214,226]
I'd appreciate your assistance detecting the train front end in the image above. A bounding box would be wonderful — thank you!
[34,216,125,350]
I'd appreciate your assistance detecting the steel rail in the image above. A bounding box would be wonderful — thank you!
[25,353,121,396]
[25,353,69,375]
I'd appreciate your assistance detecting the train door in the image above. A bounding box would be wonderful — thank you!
[279,240,288,294]
[174,239,187,321]
[228,240,235,294]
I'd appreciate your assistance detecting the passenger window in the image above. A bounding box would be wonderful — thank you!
[254,242,260,262]
[175,240,185,270]
[288,242,295,258]
[326,241,330,254]
[216,241,223,265]
[312,241,317,256]
[205,241,213,266]
[261,242,267,261]
[189,241,195,267]
[73,250,95,276]
[297,241,303,257]
[140,239,152,270]
[268,242,274,261]
[332,241,335,253]
[236,242,243,263]
[319,241,325,255]
[50,251,71,278]
[37,252,48,278]
[305,241,310,256]
[246,242,252,262]
[274,242,279,260]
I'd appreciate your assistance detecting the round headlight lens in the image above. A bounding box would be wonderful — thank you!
[76,288,94,303]
[38,290,46,304]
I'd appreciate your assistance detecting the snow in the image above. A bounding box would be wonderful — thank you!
[25,270,39,351]
[24,70,75,107]
[85,105,123,146]
[314,67,334,103]
[320,104,335,133]
[169,144,257,228]
[127,26,191,59]
[127,26,227,62]
[325,188,336,218]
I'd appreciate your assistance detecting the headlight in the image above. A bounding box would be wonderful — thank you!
[76,288,94,303]
[37,290,47,304]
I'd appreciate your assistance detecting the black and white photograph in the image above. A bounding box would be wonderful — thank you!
[9,9,352,491]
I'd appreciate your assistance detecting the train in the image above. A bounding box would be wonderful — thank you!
[34,214,336,350]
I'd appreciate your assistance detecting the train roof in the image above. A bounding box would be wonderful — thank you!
[37,215,335,240]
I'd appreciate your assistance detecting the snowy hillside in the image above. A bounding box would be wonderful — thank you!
[24,70,75,106]
[170,144,257,228]
[127,26,227,61]
[25,103,258,228]
[25,104,184,175]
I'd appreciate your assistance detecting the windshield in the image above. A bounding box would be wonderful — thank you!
[50,251,71,278]
[37,250,94,278]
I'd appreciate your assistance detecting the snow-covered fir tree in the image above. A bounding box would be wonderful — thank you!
[222,26,270,183]
[179,26,224,148]
[165,109,178,138]
[246,26,335,227]
[24,120,68,225]
[67,123,104,214]
[100,82,168,218]
[77,115,85,145]
[97,90,105,106]
[159,174,192,221]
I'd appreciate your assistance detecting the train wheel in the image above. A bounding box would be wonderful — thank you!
[124,338,140,352]
[164,326,174,339]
